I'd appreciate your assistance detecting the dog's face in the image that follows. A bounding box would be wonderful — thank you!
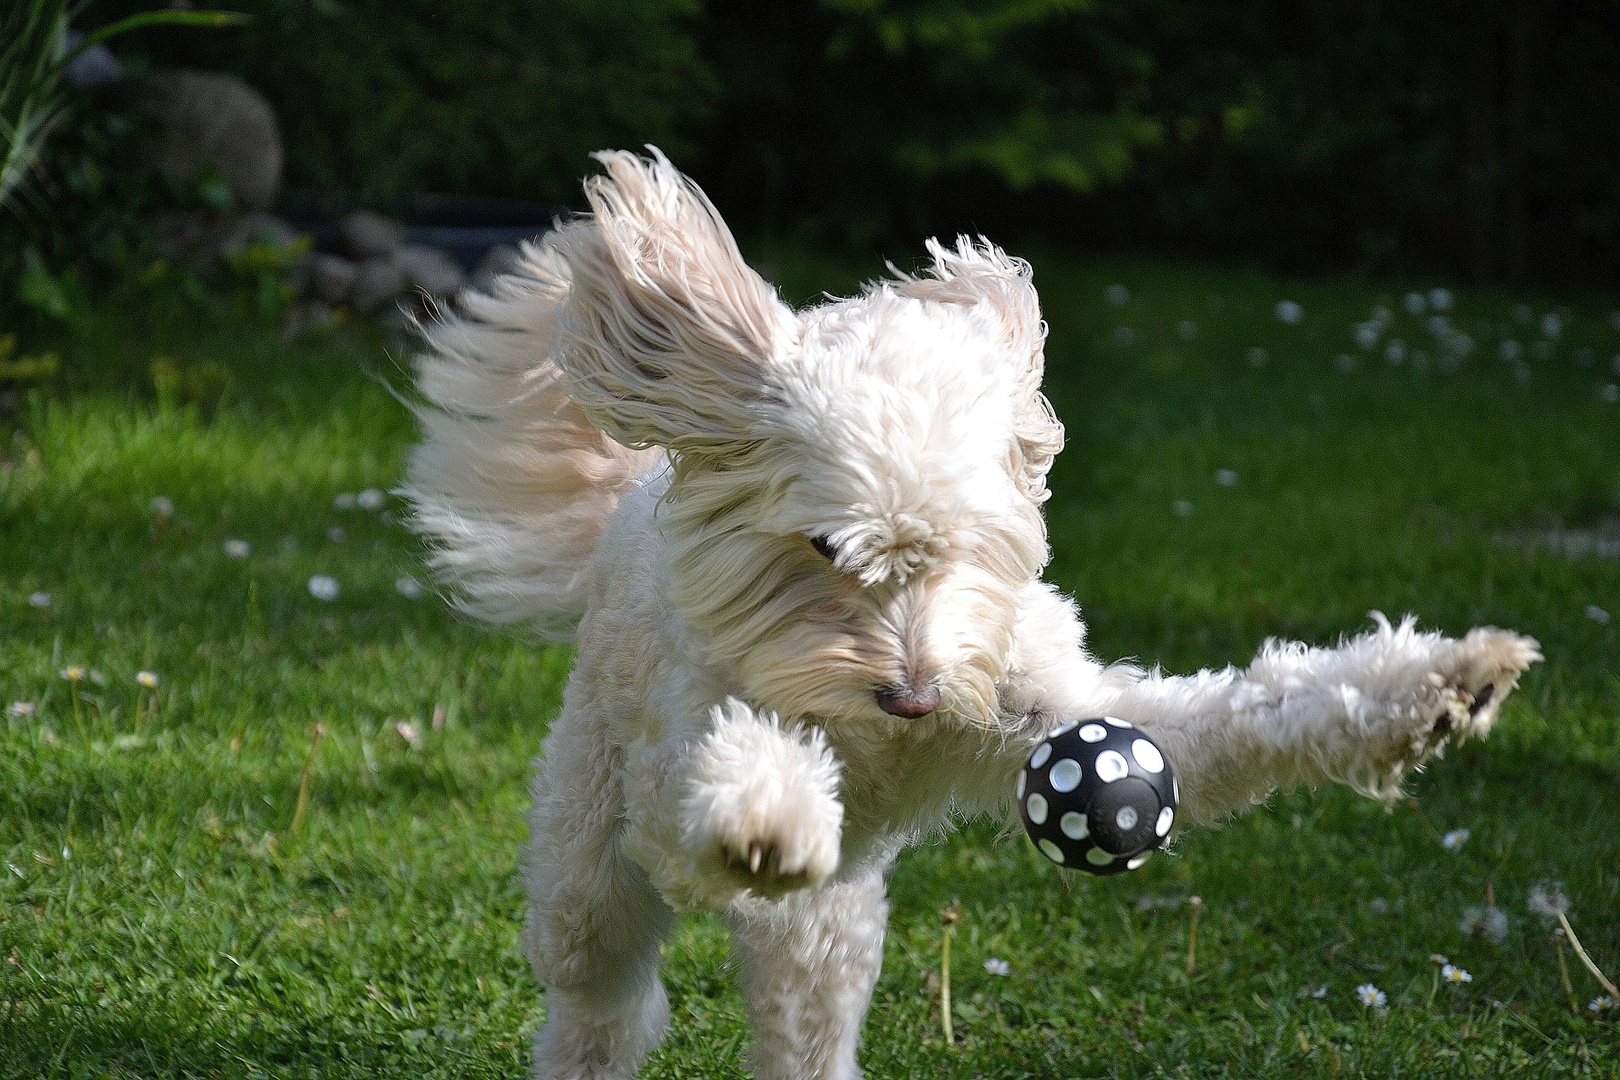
[554,151,1063,728]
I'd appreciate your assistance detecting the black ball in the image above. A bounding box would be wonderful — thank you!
[1018,717,1177,875]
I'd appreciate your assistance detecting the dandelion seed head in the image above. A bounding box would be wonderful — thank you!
[223,539,251,559]
[1385,339,1406,365]
[333,492,357,510]
[1527,880,1569,919]
[395,576,423,599]
[1106,284,1130,306]
[28,591,51,608]
[326,525,346,544]
[1428,288,1454,312]
[1275,300,1304,325]
[1459,904,1509,945]
[1499,339,1522,362]
[1354,320,1382,349]
[308,575,340,602]
[357,488,386,511]
[1335,353,1355,373]
[1404,292,1427,315]
[1172,500,1194,518]
[1540,312,1562,339]
[1441,828,1470,851]
[1246,346,1268,367]
[1600,385,1620,405]
[150,496,175,518]
[1215,469,1239,487]
[1310,985,1328,999]
[89,670,106,686]
[1114,326,1134,347]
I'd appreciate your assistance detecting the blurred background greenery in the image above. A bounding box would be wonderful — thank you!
[7,1,1620,300]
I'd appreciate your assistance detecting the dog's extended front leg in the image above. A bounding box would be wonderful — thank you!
[1102,616,1541,823]
[1006,585,1541,826]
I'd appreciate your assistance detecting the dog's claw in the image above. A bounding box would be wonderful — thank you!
[748,841,763,874]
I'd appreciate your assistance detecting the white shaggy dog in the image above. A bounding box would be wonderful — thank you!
[404,149,1540,1080]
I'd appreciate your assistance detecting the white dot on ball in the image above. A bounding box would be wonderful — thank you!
[1030,743,1052,769]
[1131,738,1164,773]
[1104,716,1133,728]
[1049,758,1082,792]
[1060,811,1089,840]
[1016,771,1027,798]
[1026,792,1048,824]
[1095,749,1128,782]
[1079,723,1107,743]
[1115,805,1138,830]
[1048,722,1076,739]
[1127,854,1149,870]
[1085,847,1113,866]
[1156,805,1174,836]
[1038,838,1066,863]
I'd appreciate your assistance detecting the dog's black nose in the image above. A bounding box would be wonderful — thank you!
[876,685,940,718]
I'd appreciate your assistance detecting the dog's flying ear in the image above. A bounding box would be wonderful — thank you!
[552,148,796,453]
[892,237,1065,503]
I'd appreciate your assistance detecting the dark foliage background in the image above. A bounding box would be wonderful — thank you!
[74,0,1620,281]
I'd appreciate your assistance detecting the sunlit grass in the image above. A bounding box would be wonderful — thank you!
[2,253,1616,1077]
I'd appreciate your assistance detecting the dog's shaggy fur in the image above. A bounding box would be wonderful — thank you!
[404,149,1541,1080]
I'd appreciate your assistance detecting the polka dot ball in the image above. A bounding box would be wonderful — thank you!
[1018,716,1177,875]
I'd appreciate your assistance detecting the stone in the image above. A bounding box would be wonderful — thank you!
[398,244,466,300]
[121,70,282,211]
[310,254,358,305]
[337,211,401,261]
[349,256,406,314]
[468,243,524,295]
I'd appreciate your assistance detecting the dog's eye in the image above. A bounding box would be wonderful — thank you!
[808,535,839,562]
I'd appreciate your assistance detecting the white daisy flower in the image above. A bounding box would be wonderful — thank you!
[223,539,251,558]
[1441,828,1470,851]
[7,701,36,717]
[1591,995,1615,1012]
[1441,964,1472,983]
[136,671,159,689]
[983,958,1010,976]
[1356,983,1387,1008]
[60,666,85,682]
[307,575,340,601]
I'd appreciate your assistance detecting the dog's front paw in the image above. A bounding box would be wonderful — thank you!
[1432,627,1542,745]
[681,699,843,901]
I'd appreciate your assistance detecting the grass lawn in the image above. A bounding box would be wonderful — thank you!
[2,248,1618,1078]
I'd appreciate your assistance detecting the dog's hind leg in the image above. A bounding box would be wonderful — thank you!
[523,705,674,1080]
[726,857,894,1080]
